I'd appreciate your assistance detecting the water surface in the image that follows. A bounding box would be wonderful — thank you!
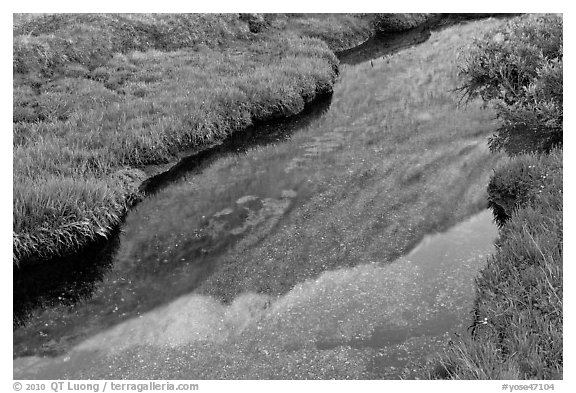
[14,210,497,379]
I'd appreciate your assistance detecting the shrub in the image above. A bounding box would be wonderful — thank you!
[457,14,563,154]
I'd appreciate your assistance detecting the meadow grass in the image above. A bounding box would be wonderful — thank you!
[487,150,563,226]
[13,13,449,267]
[266,13,374,51]
[13,14,385,266]
[372,13,436,32]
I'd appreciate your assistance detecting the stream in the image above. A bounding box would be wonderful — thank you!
[14,211,497,379]
[14,18,501,379]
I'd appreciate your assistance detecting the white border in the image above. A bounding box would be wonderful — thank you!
[3,3,573,390]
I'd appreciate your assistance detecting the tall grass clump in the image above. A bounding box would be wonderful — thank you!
[265,14,375,52]
[13,170,146,264]
[457,14,562,154]
[427,150,562,379]
[487,150,562,225]
[424,14,562,380]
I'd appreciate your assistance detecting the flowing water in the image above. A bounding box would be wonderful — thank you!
[14,211,497,379]
[14,18,503,379]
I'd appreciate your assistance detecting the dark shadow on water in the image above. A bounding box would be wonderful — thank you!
[13,93,332,329]
[13,231,121,328]
[141,93,333,196]
[336,14,520,66]
[336,22,434,66]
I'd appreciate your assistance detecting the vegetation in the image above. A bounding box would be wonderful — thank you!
[424,14,563,379]
[372,13,435,33]
[428,150,562,379]
[488,151,562,225]
[457,14,563,154]
[13,14,382,266]
[14,13,447,267]
[265,13,374,51]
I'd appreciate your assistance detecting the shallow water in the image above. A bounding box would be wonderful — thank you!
[14,210,497,379]
[14,19,503,378]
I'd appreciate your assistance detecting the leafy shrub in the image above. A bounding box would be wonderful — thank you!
[488,148,562,225]
[457,14,563,154]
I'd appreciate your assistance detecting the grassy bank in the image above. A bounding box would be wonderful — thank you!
[12,14,388,267]
[423,14,563,379]
[428,150,562,379]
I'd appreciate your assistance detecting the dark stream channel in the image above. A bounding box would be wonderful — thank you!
[14,16,504,379]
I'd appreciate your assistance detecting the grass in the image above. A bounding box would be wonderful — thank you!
[487,150,563,225]
[262,14,375,51]
[12,14,382,266]
[372,13,436,32]
[13,13,442,267]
